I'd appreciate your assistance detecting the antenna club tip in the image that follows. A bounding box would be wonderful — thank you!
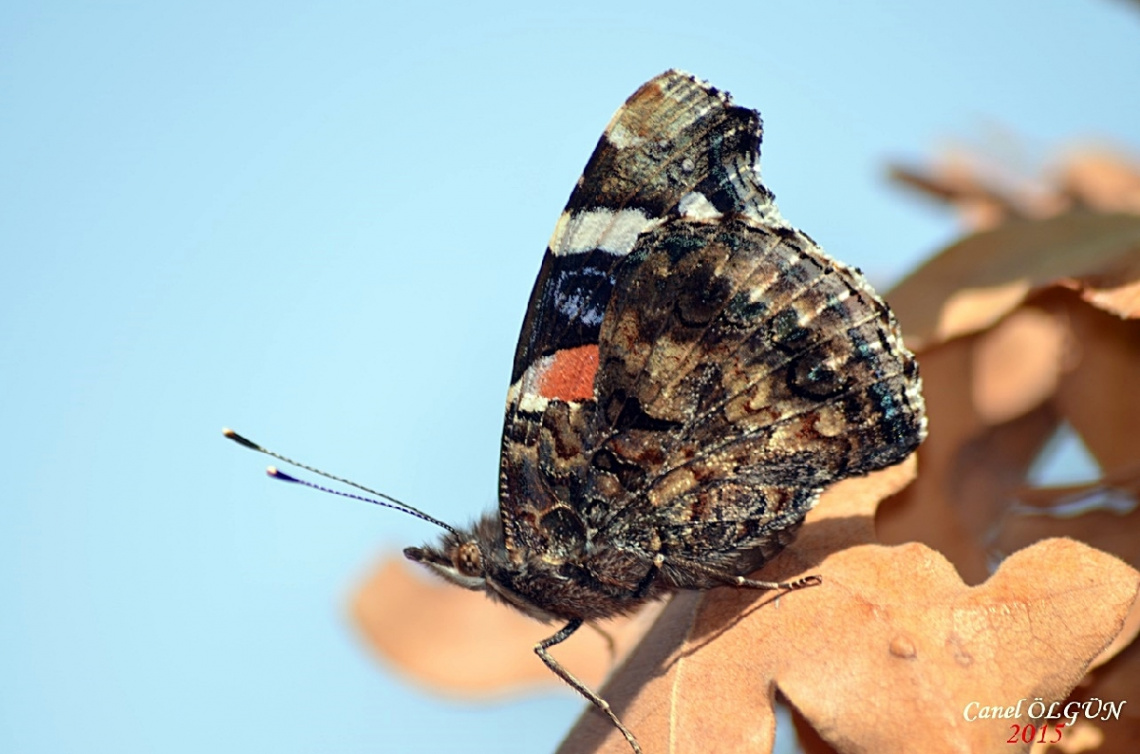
[266,466,300,483]
[223,428,262,451]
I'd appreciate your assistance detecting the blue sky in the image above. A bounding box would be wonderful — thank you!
[3,1,1138,752]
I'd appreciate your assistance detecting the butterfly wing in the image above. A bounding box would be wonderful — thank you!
[498,71,785,563]
[498,71,925,585]
[588,214,925,584]
[507,71,780,391]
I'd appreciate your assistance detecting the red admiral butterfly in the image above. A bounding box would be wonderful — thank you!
[229,70,926,753]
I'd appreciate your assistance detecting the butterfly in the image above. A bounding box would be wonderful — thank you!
[229,69,926,754]
[403,70,926,752]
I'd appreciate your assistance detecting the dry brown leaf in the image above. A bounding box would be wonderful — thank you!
[352,556,660,696]
[995,470,1140,573]
[888,160,1039,230]
[970,306,1071,424]
[879,203,1140,587]
[876,328,1065,584]
[1057,151,1140,217]
[890,149,1140,232]
[1037,720,1104,754]
[885,212,1140,348]
[1051,301,1140,470]
[559,461,1140,754]
[1054,637,1140,753]
[878,181,1140,753]
[880,287,1140,583]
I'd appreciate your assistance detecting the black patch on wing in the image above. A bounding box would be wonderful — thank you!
[509,71,778,384]
[699,108,772,214]
[510,251,616,383]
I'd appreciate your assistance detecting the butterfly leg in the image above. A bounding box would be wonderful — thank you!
[535,619,641,754]
[735,572,821,590]
[669,555,821,591]
[631,554,663,599]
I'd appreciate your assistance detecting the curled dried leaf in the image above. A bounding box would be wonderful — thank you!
[890,148,1140,232]
[352,557,659,696]
[886,212,1140,348]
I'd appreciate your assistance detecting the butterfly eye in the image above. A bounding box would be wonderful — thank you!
[452,542,484,577]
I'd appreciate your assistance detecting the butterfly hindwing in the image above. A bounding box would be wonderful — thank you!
[586,215,923,579]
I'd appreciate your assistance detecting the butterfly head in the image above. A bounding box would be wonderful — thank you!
[402,511,510,592]
[404,511,587,625]
[404,535,486,590]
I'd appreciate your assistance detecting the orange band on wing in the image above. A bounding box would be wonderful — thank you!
[536,344,599,401]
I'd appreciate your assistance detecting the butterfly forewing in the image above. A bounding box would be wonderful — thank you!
[499,71,800,564]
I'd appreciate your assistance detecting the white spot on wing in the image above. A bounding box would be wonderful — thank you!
[507,359,553,413]
[607,121,644,150]
[548,208,660,257]
[557,289,605,325]
[678,191,723,220]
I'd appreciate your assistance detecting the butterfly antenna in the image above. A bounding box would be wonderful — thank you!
[223,428,459,535]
